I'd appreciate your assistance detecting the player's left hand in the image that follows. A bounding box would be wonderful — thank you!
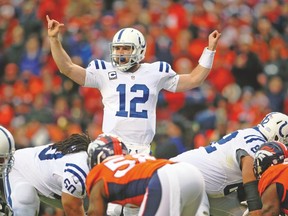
[208,30,221,51]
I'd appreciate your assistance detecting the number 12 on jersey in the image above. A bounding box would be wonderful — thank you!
[116,84,149,119]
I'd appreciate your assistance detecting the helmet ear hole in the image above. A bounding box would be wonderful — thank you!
[258,112,288,145]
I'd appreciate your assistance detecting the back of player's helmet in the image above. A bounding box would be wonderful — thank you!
[110,28,146,72]
[257,112,288,145]
[253,141,288,179]
[0,126,15,178]
[87,133,128,169]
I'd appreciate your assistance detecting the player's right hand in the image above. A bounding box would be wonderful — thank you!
[46,15,64,38]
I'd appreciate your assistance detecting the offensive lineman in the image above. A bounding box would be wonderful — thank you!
[4,133,91,216]
[171,112,288,216]
[0,126,15,215]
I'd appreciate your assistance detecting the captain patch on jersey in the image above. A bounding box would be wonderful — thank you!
[108,71,117,80]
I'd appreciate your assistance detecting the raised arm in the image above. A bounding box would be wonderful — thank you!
[176,30,221,92]
[46,15,86,85]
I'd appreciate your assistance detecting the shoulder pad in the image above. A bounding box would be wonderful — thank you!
[151,61,171,73]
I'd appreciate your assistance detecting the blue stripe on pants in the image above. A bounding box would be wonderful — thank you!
[142,171,161,216]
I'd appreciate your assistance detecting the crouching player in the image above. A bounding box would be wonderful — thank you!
[86,134,205,216]
[253,141,288,215]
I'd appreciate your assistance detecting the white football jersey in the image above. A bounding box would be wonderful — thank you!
[7,144,89,200]
[84,60,179,147]
[170,127,267,198]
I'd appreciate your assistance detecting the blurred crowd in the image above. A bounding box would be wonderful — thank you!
[1,0,288,215]
[1,0,288,158]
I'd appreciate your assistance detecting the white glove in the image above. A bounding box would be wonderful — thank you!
[240,200,247,207]
[241,208,249,216]
[123,206,139,216]
[106,203,123,216]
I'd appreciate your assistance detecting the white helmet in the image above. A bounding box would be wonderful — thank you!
[258,112,288,145]
[0,126,15,177]
[110,28,146,72]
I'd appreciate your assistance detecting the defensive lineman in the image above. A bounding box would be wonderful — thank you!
[86,134,205,216]
[171,112,288,216]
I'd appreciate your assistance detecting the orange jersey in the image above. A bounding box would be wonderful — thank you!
[258,163,288,214]
[86,154,174,206]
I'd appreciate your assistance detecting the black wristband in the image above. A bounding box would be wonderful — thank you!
[243,180,262,211]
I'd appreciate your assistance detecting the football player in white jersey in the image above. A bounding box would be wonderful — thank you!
[0,126,15,215]
[3,133,91,216]
[171,112,288,216]
[46,15,221,155]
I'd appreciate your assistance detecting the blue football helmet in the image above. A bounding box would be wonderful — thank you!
[87,134,128,169]
[253,141,288,179]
